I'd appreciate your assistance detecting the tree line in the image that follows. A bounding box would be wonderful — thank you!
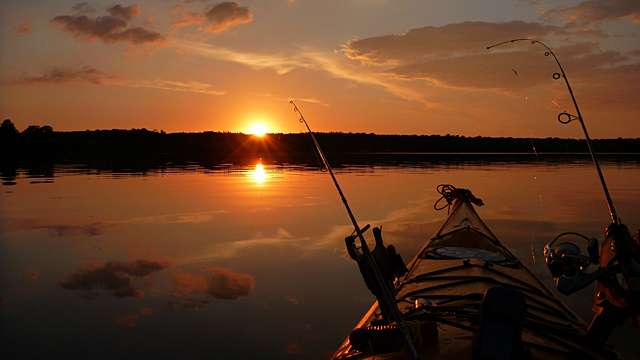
[2,119,639,171]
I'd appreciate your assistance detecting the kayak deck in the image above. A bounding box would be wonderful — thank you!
[333,187,616,360]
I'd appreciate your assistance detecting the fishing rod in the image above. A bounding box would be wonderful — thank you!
[487,39,618,224]
[290,100,420,360]
[487,41,640,348]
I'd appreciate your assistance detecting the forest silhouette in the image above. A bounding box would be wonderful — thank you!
[2,119,639,173]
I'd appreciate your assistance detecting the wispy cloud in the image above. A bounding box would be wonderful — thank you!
[111,78,227,95]
[175,40,310,74]
[174,40,427,103]
[291,98,330,107]
[14,66,114,85]
[1,211,226,239]
[6,65,226,96]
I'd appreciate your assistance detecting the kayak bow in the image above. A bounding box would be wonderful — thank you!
[333,185,620,360]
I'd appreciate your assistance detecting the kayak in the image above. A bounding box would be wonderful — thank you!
[332,184,619,360]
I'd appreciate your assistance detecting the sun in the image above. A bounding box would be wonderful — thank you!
[248,124,269,136]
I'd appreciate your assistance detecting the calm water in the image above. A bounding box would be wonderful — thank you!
[1,158,639,359]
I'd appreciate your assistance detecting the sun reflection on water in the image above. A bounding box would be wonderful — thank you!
[254,163,266,183]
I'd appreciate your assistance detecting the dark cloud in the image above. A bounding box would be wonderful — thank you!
[383,42,629,93]
[59,259,169,298]
[173,268,254,300]
[72,2,95,15]
[546,0,640,26]
[51,15,128,40]
[167,298,212,310]
[43,221,110,235]
[342,21,567,66]
[106,26,165,45]
[112,287,144,298]
[1,218,113,235]
[340,20,640,112]
[203,1,253,32]
[51,5,164,46]
[207,268,254,299]
[107,4,141,20]
[172,1,253,33]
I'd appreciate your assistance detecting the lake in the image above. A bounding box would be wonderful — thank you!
[1,156,639,359]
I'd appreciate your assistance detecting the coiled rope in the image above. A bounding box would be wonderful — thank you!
[434,184,484,212]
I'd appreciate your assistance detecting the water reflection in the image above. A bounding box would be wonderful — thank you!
[1,161,639,359]
[254,163,266,183]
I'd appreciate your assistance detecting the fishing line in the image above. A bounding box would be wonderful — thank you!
[529,136,541,269]
[277,100,292,141]
[291,101,420,359]
[287,101,351,229]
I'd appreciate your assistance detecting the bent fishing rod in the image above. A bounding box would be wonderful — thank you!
[290,100,420,360]
[487,39,618,224]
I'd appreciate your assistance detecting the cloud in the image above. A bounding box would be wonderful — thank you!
[291,98,330,107]
[112,78,227,95]
[1,211,224,238]
[51,15,128,41]
[116,315,138,327]
[59,259,169,298]
[382,42,628,93]
[15,23,32,35]
[334,20,640,112]
[167,298,212,310]
[106,26,165,45]
[172,1,253,33]
[173,268,254,300]
[17,66,112,85]
[72,2,95,15]
[107,4,141,20]
[7,66,225,95]
[2,218,114,236]
[546,0,640,26]
[175,40,426,102]
[342,21,568,66]
[51,5,165,46]
[113,287,144,298]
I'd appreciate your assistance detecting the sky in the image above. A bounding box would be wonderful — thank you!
[1,0,639,138]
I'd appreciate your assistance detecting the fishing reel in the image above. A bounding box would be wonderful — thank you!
[544,232,600,288]
[545,223,640,348]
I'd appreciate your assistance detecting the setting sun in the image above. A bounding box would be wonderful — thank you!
[248,124,269,136]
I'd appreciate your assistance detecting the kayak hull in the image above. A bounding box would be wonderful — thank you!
[332,190,615,360]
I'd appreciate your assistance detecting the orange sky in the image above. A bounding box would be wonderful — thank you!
[1,0,639,138]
